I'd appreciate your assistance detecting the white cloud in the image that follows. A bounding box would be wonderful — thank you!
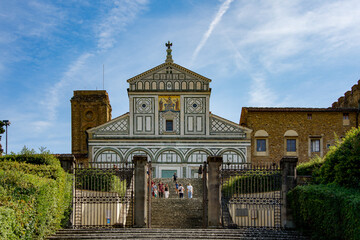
[96,0,148,50]
[249,74,277,106]
[191,0,234,64]
[44,53,93,121]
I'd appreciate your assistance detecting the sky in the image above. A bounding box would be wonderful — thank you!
[1,0,360,154]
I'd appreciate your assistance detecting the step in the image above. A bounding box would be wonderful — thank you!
[47,228,308,240]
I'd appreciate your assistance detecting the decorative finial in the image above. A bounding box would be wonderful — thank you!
[165,41,173,63]
[165,41,172,49]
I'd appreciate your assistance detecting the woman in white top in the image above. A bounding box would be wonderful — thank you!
[164,184,170,198]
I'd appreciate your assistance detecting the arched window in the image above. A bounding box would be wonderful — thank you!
[187,150,209,163]
[156,150,182,163]
[254,130,269,156]
[152,81,157,90]
[284,130,298,156]
[181,82,187,90]
[95,149,122,168]
[144,81,150,90]
[137,81,143,90]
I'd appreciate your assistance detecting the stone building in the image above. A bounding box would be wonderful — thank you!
[71,43,360,170]
[72,43,251,178]
[70,90,112,163]
[240,107,358,165]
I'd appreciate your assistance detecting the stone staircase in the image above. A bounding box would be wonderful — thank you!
[47,228,309,239]
[150,178,204,228]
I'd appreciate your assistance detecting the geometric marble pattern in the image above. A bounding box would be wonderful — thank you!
[210,117,244,133]
[185,97,205,114]
[97,116,129,134]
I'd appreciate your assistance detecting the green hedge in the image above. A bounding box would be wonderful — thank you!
[75,168,127,197]
[0,157,72,239]
[288,184,360,240]
[0,153,60,167]
[222,170,281,196]
[315,127,360,188]
[0,206,17,240]
[296,155,324,176]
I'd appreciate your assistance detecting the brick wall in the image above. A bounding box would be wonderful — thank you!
[240,108,358,165]
[71,90,112,155]
[332,80,360,108]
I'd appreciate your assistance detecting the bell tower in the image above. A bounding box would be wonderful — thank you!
[71,90,112,155]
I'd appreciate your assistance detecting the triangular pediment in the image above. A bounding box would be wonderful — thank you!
[127,62,211,92]
[88,113,129,135]
[210,114,251,137]
[127,62,211,83]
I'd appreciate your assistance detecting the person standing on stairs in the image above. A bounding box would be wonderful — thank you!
[158,181,164,198]
[198,165,203,178]
[164,184,170,198]
[178,184,184,198]
[187,183,193,199]
[173,172,177,182]
[175,181,179,195]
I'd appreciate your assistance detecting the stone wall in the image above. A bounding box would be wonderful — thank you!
[71,90,112,155]
[240,108,357,165]
[332,80,360,108]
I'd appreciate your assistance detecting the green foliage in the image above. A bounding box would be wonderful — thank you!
[315,127,360,188]
[0,157,72,239]
[75,168,127,197]
[0,152,60,167]
[0,206,17,240]
[222,170,281,197]
[288,184,360,240]
[296,155,325,176]
[0,120,5,134]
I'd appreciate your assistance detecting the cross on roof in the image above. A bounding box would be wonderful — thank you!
[165,41,172,49]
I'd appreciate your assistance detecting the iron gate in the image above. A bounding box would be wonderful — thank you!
[221,163,282,228]
[73,162,134,228]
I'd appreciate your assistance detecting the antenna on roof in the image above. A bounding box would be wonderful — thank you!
[103,64,105,90]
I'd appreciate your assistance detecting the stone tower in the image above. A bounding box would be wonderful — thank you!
[71,90,112,156]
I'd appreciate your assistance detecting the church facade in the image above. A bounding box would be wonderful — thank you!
[83,45,251,178]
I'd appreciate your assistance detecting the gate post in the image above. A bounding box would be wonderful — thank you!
[280,156,298,229]
[207,156,222,228]
[133,155,148,228]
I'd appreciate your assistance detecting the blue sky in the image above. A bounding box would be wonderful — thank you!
[1,0,360,153]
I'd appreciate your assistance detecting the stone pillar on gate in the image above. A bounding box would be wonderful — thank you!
[133,155,148,227]
[280,156,298,229]
[207,156,222,228]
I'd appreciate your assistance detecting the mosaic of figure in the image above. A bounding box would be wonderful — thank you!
[159,96,180,112]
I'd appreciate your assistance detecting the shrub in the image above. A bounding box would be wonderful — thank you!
[0,159,72,239]
[0,153,60,167]
[0,207,17,240]
[315,127,360,188]
[75,168,127,197]
[288,184,360,240]
[222,169,281,197]
[296,155,324,176]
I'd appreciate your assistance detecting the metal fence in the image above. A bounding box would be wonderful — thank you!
[73,162,134,228]
[220,163,282,228]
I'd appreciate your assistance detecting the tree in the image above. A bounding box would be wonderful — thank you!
[0,121,4,155]
[316,127,360,189]
[0,121,4,135]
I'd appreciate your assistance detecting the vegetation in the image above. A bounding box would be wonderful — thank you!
[0,152,72,240]
[0,121,4,154]
[296,155,324,176]
[315,127,360,188]
[288,184,360,240]
[289,127,360,240]
[75,168,127,197]
[222,169,281,196]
